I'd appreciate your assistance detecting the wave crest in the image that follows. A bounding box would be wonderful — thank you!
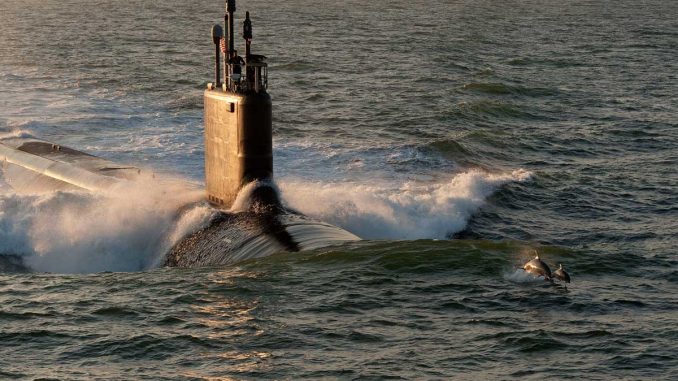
[0,180,204,273]
[279,169,531,240]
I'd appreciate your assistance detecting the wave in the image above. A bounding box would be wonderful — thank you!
[0,180,206,273]
[278,168,531,240]
[462,82,559,97]
[0,127,34,141]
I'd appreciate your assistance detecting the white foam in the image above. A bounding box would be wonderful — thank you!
[147,203,217,269]
[504,268,547,283]
[0,128,34,141]
[278,168,531,240]
[0,179,207,273]
[229,180,281,213]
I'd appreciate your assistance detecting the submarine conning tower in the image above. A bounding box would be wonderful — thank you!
[205,0,271,209]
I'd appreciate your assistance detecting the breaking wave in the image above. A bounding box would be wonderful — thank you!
[0,180,207,273]
[279,169,531,240]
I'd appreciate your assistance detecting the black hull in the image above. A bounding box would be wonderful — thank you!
[165,207,358,267]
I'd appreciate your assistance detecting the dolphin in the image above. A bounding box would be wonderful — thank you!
[552,264,571,283]
[523,253,552,280]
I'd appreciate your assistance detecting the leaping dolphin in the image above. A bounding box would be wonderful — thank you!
[523,253,552,280]
[552,264,571,283]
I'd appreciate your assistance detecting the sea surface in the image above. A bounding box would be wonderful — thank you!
[1,0,677,379]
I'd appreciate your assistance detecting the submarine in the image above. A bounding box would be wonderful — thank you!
[0,0,359,268]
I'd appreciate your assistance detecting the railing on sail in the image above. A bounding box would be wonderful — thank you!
[225,59,268,94]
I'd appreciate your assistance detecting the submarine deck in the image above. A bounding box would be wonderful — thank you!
[0,137,146,193]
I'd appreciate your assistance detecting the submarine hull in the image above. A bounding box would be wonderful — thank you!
[165,207,359,267]
[0,137,140,193]
[166,183,359,267]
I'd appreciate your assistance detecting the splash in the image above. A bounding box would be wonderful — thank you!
[0,127,33,141]
[278,169,531,240]
[504,269,547,283]
[0,179,207,273]
[229,180,281,213]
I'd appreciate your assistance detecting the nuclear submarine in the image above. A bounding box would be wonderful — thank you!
[0,0,359,268]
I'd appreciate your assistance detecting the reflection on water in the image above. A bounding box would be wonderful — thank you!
[177,373,239,381]
[193,299,260,337]
[185,269,270,377]
[206,269,263,286]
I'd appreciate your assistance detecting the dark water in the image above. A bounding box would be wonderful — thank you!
[1,0,677,379]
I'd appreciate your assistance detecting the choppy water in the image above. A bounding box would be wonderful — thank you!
[1,0,677,379]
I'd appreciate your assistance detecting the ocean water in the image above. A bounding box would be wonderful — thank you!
[1,0,677,379]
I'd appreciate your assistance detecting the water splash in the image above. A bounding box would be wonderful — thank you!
[0,127,34,141]
[504,268,548,283]
[0,180,205,273]
[279,169,531,240]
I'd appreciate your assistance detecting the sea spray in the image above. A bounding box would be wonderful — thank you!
[0,127,34,141]
[229,180,282,213]
[148,203,216,269]
[504,268,548,283]
[0,179,206,273]
[278,169,531,240]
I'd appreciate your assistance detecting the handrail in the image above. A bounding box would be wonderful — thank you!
[224,61,268,94]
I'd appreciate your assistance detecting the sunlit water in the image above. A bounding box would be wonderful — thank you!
[1,0,677,379]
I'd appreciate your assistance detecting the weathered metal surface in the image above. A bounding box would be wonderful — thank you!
[203,89,272,208]
[0,138,139,193]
